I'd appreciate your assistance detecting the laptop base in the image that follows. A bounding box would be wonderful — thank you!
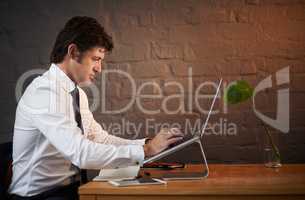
[162,137,209,180]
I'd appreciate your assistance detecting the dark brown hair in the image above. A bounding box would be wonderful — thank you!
[50,16,113,63]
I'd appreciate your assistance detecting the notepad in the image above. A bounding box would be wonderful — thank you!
[93,165,140,181]
[108,177,166,187]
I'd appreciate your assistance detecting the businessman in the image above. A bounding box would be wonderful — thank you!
[8,16,183,200]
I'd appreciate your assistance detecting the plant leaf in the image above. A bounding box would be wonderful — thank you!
[225,80,254,105]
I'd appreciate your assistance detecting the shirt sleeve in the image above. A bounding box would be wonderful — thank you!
[79,89,146,146]
[22,85,144,170]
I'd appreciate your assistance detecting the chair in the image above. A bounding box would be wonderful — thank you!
[0,142,13,200]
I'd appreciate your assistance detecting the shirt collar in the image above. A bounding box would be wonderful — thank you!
[49,63,77,93]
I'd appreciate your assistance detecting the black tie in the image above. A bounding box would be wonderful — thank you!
[71,86,88,184]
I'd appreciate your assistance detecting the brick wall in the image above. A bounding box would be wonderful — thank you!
[0,0,305,163]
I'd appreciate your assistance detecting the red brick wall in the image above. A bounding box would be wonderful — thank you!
[90,0,305,163]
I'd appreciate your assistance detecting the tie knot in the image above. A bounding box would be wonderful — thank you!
[70,86,79,97]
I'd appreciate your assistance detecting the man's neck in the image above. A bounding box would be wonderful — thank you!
[56,62,77,84]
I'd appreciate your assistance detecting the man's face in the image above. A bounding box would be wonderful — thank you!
[71,47,105,85]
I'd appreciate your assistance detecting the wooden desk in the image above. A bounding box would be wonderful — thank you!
[79,164,305,200]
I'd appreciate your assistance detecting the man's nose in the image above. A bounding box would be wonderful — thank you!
[94,63,102,73]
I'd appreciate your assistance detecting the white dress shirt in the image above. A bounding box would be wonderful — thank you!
[9,64,146,197]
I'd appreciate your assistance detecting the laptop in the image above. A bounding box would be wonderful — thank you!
[143,79,223,165]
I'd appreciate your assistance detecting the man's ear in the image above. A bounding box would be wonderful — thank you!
[67,43,80,61]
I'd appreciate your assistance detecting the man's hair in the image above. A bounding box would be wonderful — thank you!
[50,16,113,63]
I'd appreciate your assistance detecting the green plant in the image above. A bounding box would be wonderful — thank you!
[224,80,281,164]
[225,80,253,104]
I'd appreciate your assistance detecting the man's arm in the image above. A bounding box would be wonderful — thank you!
[31,111,144,169]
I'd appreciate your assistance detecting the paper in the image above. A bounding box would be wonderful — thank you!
[93,165,140,181]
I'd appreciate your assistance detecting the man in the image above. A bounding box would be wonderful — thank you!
[9,16,183,200]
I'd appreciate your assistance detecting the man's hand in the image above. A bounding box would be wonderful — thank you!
[143,128,184,157]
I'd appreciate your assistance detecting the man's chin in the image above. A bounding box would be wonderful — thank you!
[78,80,93,87]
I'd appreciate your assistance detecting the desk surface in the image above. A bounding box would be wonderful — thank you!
[79,164,305,199]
